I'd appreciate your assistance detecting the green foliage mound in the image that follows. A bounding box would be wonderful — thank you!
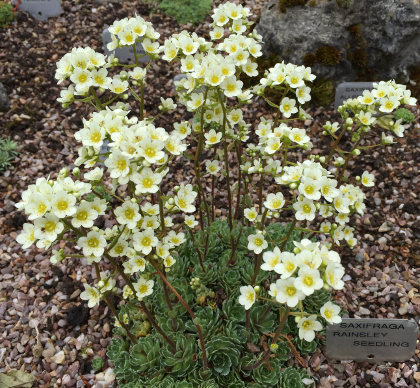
[394,108,414,124]
[0,2,14,28]
[108,220,325,387]
[0,138,19,174]
[158,0,212,25]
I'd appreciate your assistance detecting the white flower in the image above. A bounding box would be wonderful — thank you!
[206,160,221,175]
[293,239,319,252]
[238,285,256,310]
[133,167,162,194]
[134,278,154,300]
[210,26,224,40]
[204,129,222,146]
[289,128,310,145]
[275,278,305,307]
[244,207,258,222]
[286,71,305,88]
[133,229,158,254]
[142,215,160,230]
[164,231,186,246]
[325,263,345,290]
[293,198,316,221]
[297,315,323,342]
[319,177,339,202]
[298,177,321,200]
[180,37,199,55]
[205,66,224,87]
[16,223,36,249]
[25,194,51,220]
[34,214,64,241]
[128,255,146,272]
[261,247,282,271]
[280,97,297,118]
[109,78,129,94]
[115,201,141,229]
[296,86,311,104]
[80,283,101,308]
[160,97,177,110]
[164,256,176,268]
[294,267,323,296]
[242,60,258,77]
[268,283,279,298]
[379,96,399,113]
[213,9,229,26]
[358,111,376,126]
[84,167,104,181]
[109,239,129,257]
[187,93,205,110]
[175,193,196,213]
[128,66,147,80]
[357,90,374,105]
[264,193,285,210]
[138,139,165,164]
[105,150,130,179]
[274,252,298,279]
[185,215,198,228]
[361,171,374,187]
[333,195,350,214]
[72,202,98,228]
[90,197,107,216]
[221,75,243,97]
[296,250,321,270]
[320,301,342,324]
[78,231,107,257]
[247,233,268,254]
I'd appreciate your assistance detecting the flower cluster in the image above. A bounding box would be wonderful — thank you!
[14,3,416,385]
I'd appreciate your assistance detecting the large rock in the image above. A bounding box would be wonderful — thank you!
[255,0,420,86]
[0,82,10,112]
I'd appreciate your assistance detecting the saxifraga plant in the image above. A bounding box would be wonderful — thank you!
[0,137,19,173]
[15,2,416,387]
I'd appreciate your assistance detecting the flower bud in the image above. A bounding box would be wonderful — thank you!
[352,149,361,156]
[294,316,302,323]
[322,130,328,136]
[254,286,261,294]
[319,156,326,163]
[98,281,104,288]
[174,186,180,192]
[152,254,159,260]
[273,212,280,218]
[168,198,174,205]
[92,226,99,232]
[158,105,163,111]
[72,167,81,178]
[130,197,137,203]
[346,118,353,126]
[258,167,264,173]
[290,183,297,189]
[331,223,338,229]
[323,283,331,291]
[123,94,129,100]
[315,203,321,210]
[99,87,106,94]
[135,190,141,196]
[293,247,301,254]
[132,80,138,86]
[356,176,360,181]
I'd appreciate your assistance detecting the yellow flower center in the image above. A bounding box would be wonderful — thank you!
[125,209,135,219]
[79,74,87,83]
[254,237,263,246]
[117,159,127,171]
[44,221,56,232]
[77,211,88,221]
[285,262,295,273]
[57,201,68,211]
[302,320,314,330]
[142,178,153,188]
[283,104,291,112]
[115,245,124,254]
[303,276,314,286]
[142,237,151,246]
[324,308,333,319]
[211,75,219,84]
[209,136,218,143]
[145,148,156,158]
[303,204,312,213]
[246,291,255,303]
[38,203,47,213]
[88,238,99,248]
[271,199,282,208]
[305,186,314,194]
[177,198,187,209]
[285,286,296,296]
[139,284,148,293]
[385,101,393,110]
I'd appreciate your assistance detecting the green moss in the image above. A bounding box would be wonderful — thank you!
[351,48,368,68]
[348,24,361,38]
[0,3,14,28]
[394,108,414,123]
[279,0,309,13]
[311,78,334,106]
[158,0,212,25]
[302,53,317,67]
[336,0,353,8]
[315,45,341,66]
[308,0,317,6]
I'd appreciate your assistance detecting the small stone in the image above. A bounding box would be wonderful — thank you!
[379,222,391,232]
[333,364,345,373]
[42,345,56,359]
[414,372,420,382]
[355,253,365,263]
[51,350,66,364]
[304,119,312,126]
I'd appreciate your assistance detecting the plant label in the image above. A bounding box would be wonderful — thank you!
[334,82,374,110]
[326,318,418,362]
[98,140,110,165]
[15,0,62,21]
[102,28,150,64]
